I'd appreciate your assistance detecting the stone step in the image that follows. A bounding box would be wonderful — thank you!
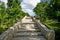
[14,34,42,37]
[26,17,32,19]
[19,27,40,31]
[15,32,42,35]
[17,29,40,33]
[31,27,39,29]
[18,28,40,31]
[17,30,41,33]
[12,36,46,40]
[14,32,43,37]
[18,26,39,29]
[16,30,41,33]
[34,24,38,26]
[22,21,35,24]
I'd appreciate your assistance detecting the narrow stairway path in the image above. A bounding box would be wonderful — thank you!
[12,16,46,40]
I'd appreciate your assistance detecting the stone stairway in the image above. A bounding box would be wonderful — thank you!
[0,16,55,40]
[12,25,46,40]
[12,16,46,40]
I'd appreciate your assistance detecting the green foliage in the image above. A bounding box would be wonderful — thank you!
[45,0,60,20]
[34,1,48,21]
[34,0,60,40]
[0,0,28,34]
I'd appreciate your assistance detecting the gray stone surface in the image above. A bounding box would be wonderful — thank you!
[1,16,55,40]
[12,37,46,40]
[12,16,46,40]
[33,18,55,40]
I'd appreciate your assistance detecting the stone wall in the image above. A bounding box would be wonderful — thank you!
[33,18,55,40]
[0,17,55,40]
[0,22,21,40]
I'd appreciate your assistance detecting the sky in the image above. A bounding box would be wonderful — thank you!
[1,0,7,3]
[0,0,40,16]
[0,0,7,8]
[0,0,50,16]
[20,0,40,16]
[41,0,50,2]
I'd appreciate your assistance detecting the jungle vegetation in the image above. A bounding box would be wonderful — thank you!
[34,0,60,40]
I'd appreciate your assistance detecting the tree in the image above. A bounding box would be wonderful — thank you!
[45,0,60,21]
[34,1,48,21]
[0,0,29,34]
[7,0,14,8]
[0,2,6,25]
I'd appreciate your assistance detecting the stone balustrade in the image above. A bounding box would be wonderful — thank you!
[33,18,55,40]
[0,22,21,40]
[0,17,55,40]
[0,29,13,40]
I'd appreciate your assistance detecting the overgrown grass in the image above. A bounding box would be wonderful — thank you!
[0,29,7,34]
[0,25,8,34]
[44,19,60,40]
[35,16,60,40]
